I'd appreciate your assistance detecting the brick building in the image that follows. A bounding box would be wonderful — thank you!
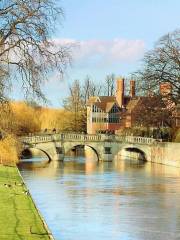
[87,78,179,134]
[87,78,136,134]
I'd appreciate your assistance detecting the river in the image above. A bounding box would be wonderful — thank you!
[18,152,180,240]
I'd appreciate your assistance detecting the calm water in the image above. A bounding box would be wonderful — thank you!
[18,155,180,240]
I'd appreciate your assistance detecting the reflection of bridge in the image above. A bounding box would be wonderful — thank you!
[21,133,158,162]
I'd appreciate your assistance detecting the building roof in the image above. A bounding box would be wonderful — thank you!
[126,97,142,112]
[87,95,120,112]
[87,96,99,105]
[126,96,170,112]
[87,96,116,105]
[106,102,116,112]
[98,96,116,102]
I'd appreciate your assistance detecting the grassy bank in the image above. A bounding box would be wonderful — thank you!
[0,165,52,240]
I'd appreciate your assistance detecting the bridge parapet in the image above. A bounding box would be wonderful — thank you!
[21,133,158,145]
[21,133,103,144]
[60,133,102,141]
[21,135,53,144]
[118,136,157,144]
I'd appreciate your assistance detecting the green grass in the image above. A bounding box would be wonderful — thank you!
[0,165,52,240]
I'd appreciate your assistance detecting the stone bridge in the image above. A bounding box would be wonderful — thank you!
[21,133,158,162]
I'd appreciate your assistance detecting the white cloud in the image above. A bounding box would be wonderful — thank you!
[53,38,145,67]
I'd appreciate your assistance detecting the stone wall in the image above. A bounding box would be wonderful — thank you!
[151,142,180,167]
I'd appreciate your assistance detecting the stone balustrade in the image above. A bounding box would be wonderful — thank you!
[123,136,157,144]
[21,133,158,145]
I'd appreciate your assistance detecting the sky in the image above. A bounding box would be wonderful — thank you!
[12,0,180,107]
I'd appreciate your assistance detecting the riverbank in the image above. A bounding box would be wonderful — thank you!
[0,164,53,240]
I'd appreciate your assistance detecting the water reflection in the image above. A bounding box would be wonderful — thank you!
[19,152,180,240]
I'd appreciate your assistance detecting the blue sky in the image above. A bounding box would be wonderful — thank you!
[12,0,180,106]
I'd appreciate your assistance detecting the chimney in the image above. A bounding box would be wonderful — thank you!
[160,82,172,96]
[130,80,135,98]
[116,78,124,107]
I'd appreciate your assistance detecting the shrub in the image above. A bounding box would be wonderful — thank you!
[0,135,22,165]
[174,128,180,142]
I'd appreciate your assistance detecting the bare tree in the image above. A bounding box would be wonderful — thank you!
[63,77,103,132]
[0,101,14,134]
[0,0,71,101]
[103,73,115,96]
[134,29,180,102]
[63,80,84,131]
[132,96,173,128]
[81,75,102,105]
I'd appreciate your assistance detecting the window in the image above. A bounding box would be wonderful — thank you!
[108,115,120,123]
[110,104,121,113]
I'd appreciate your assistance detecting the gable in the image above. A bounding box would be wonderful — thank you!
[108,103,121,113]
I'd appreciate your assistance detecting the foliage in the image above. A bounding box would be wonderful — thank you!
[174,128,180,142]
[0,101,41,135]
[0,101,80,164]
[0,134,21,165]
[39,107,75,131]
[120,126,172,140]
[11,101,41,135]
[0,101,15,133]
[132,96,173,128]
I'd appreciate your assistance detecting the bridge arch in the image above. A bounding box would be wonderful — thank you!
[63,143,100,161]
[21,134,155,162]
[117,144,148,162]
[21,147,51,161]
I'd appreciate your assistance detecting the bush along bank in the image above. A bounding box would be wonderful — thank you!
[0,134,21,165]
